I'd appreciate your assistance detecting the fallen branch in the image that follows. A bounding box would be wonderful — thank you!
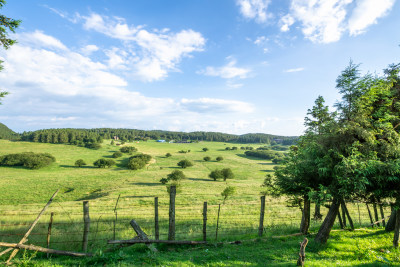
[0,242,92,257]
[296,238,308,266]
[369,216,390,227]
[108,240,207,245]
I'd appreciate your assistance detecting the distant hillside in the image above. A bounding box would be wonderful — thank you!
[0,123,18,140]
[20,128,299,145]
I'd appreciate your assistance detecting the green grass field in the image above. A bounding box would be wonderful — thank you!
[0,139,398,266]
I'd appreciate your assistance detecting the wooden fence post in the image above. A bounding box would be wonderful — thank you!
[373,202,380,227]
[366,203,374,227]
[203,202,207,242]
[215,204,221,240]
[259,196,266,237]
[82,201,90,252]
[155,197,159,240]
[168,186,176,241]
[47,212,54,258]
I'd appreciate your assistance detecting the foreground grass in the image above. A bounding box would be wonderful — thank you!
[3,228,399,266]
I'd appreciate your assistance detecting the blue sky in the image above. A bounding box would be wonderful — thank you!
[0,0,399,135]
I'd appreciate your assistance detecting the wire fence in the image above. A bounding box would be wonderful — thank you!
[0,193,391,253]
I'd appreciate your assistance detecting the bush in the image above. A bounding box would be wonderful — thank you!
[222,168,234,181]
[120,146,137,154]
[225,147,231,150]
[0,152,56,169]
[202,148,209,152]
[160,178,169,184]
[165,153,172,158]
[166,170,186,182]
[221,186,236,203]
[127,153,152,170]
[85,143,101,150]
[177,159,193,168]
[178,150,187,153]
[93,159,115,168]
[112,151,123,158]
[203,156,211,162]
[216,156,223,162]
[209,169,224,181]
[244,150,284,160]
[75,159,86,167]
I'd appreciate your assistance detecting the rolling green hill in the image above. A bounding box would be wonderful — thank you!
[0,122,17,140]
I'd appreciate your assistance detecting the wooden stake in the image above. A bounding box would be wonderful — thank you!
[258,196,266,237]
[203,202,207,242]
[168,186,176,241]
[82,201,90,252]
[155,197,159,240]
[6,189,59,265]
[47,212,54,258]
[216,204,221,241]
[296,238,308,266]
[130,220,158,253]
[0,242,92,257]
[366,204,374,227]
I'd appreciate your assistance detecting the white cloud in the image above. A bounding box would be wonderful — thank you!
[281,0,396,43]
[236,0,272,23]
[81,44,99,55]
[180,98,254,113]
[348,0,395,36]
[17,30,68,50]
[199,58,251,79]
[284,67,305,73]
[79,13,205,81]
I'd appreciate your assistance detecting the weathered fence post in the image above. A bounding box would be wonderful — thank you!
[203,202,207,242]
[47,212,54,258]
[258,196,266,237]
[155,197,159,240]
[82,201,90,252]
[168,186,176,241]
[215,204,221,240]
[366,203,374,227]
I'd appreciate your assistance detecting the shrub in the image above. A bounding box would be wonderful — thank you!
[93,159,115,168]
[165,153,172,158]
[85,143,101,150]
[202,148,209,152]
[166,170,186,182]
[0,152,56,169]
[160,178,169,184]
[203,156,211,162]
[221,186,236,203]
[178,150,187,153]
[127,153,152,170]
[177,159,193,168]
[225,147,231,150]
[216,156,223,162]
[120,146,137,154]
[244,150,284,160]
[209,169,224,181]
[75,159,86,167]
[231,147,238,150]
[112,151,123,158]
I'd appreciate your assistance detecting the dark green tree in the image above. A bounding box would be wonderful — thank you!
[177,159,193,168]
[75,159,86,167]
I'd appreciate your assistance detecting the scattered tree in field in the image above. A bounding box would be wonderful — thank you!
[0,152,55,169]
[203,156,211,162]
[75,159,86,167]
[160,178,168,184]
[166,170,186,182]
[177,159,193,168]
[112,151,123,158]
[165,153,172,158]
[127,153,151,170]
[216,156,223,162]
[222,168,234,181]
[110,140,115,145]
[221,186,236,203]
[120,146,137,154]
[93,159,115,168]
[202,148,209,152]
[225,147,231,150]
[209,169,224,181]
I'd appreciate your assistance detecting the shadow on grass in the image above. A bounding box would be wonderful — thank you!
[188,178,212,182]
[75,189,109,201]
[235,153,267,161]
[258,162,274,166]
[124,195,154,198]
[131,182,161,187]
[260,169,275,173]
[59,165,95,169]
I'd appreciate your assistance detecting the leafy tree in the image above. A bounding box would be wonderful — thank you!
[112,151,123,158]
[165,152,172,157]
[203,156,211,162]
[177,159,193,168]
[0,0,20,104]
[216,156,223,162]
[75,159,86,167]
[209,169,224,181]
[222,168,234,181]
[160,178,168,184]
[0,152,55,169]
[120,146,137,154]
[202,148,209,152]
[166,170,186,182]
[221,186,236,203]
[93,159,115,168]
[127,153,151,170]
[110,140,115,145]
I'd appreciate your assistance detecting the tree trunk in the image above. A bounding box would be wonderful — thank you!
[341,200,354,230]
[373,202,380,227]
[300,196,311,234]
[341,202,347,227]
[313,204,322,221]
[386,205,396,232]
[315,197,340,244]
[393,207,400,247]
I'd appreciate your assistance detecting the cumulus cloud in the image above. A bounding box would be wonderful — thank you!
[236,0,272,23]
[81,44,99,55]
[199,58,251,79]
[280,0,396,43]
[17,30,68,50]
[348,0,395,36]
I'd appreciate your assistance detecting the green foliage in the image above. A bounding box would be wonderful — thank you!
[165,152,172,157]
[222,168,234,181]
[93,159,115,168]
[127,153,151,170]
[216,156,223,161]
[245,150,284,160]
[225,147,231,150]
[166,182,182,194]
[178,150,187,153]
[120,146,137,154]
[166,170,186,182]
[159,178,168,184]
[110,140,115,145]
[202,147,209,152]
[0,122,18,140]
[74,159,86,167]
[0,152,55,169]
[203,156,211,161]
[209,169,224,181]
[177,159,193,168]
[112,151,123,158]
[221,186,236,203]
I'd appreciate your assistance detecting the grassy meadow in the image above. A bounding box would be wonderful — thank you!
[0,139,398,266]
